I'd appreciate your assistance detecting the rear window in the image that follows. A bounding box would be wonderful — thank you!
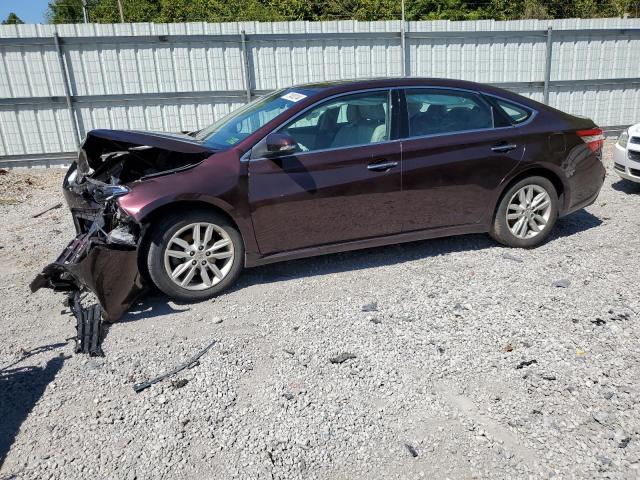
[495,99,532,124]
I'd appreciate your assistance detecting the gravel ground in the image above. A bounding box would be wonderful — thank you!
[1,140,639,479]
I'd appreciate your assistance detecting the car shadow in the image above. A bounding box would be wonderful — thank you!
[113,208,604,320]
[119,297,190,323]
[611,179,640,194]
[0,353,67,468]
[233,209,603,290]
[95,294,191,352]
[548,208,603,241]
[236,233,492,289]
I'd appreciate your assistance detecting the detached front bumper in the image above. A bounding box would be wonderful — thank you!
[30,235,143,323]
[31,169,145,326]
[30,233,143,322]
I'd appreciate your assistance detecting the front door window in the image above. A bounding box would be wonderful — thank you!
[281,91,390,152]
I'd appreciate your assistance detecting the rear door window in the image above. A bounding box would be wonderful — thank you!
[404,89,494,138]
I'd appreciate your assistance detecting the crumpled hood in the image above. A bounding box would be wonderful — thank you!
[80,129,217,171]
[71,129,218,189]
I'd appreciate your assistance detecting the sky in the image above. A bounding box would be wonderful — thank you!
[1,0,50,24]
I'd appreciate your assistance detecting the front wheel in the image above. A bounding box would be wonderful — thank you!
[490,176,559,248]
[146,210,244,302]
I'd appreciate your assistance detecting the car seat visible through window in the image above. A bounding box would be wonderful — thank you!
[314,107,341,150]
[410,104,446,136]
[331,104,387,148]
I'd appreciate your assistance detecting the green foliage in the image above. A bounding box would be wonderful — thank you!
[89,0,161,23]
[2,12,25,24]
[45,0,640,24]
[47,0,84,23]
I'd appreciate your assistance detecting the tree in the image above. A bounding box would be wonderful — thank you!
[89,0,161,23]
[521,0,551,19]
[2,13,25,24]
[46,0,85,23]
[44,0,640,24]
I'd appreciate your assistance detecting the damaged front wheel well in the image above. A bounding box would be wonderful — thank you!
[137,201,244,281]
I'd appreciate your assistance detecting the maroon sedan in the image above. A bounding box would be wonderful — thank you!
[32,78,605,324]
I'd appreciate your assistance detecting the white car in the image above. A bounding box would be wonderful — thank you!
[614,124,640,183]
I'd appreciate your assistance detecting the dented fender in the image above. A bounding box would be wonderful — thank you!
[31,127,220,325]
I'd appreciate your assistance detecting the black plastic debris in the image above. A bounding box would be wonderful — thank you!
[515,359,538,369]
[329,352,356,364]
[70,293,104,357]
[32,202,62,218]
[405,443,419,458]
[609,311,631,322]
[133,339,216,393]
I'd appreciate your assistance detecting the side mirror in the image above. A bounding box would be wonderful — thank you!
[265,133,297,157]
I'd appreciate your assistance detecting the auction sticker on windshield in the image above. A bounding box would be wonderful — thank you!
[281,92,307,102]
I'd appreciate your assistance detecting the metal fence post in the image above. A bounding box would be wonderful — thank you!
[240,30,252,102]
[54,33,81,147]
[543,26,553,105]
[400,0,407,77]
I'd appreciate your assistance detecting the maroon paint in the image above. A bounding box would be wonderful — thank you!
[249,141,403,254]
[104,78,603,267]
[400,128,525,231]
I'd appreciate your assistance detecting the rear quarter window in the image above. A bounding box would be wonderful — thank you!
[495,99,532,124]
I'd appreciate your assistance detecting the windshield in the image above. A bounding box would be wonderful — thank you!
[195,89,315,149]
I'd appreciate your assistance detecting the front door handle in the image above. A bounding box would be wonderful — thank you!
[367,160,398,172]
[491,142,517,153]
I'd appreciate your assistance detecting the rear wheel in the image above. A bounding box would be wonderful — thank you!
[490,176,558,248]
[146,210,244,302]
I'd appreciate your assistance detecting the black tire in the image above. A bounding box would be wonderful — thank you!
[490,176,559,248]
[146,209,244,302]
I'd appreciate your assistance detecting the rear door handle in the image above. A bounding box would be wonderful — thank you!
[491,143,517,153]
[367,160,398,172]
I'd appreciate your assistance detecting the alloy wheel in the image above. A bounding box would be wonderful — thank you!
[163,222,234,291]
[506,184,552,239]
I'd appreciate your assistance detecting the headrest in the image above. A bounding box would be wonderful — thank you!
[425,104,446,118]
[346,104,361,124]
[318,107,339,128]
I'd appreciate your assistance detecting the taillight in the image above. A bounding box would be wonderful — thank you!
[577,128,604,153]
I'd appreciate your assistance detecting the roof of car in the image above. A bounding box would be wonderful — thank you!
[282,77,540,110]
[288,77,489,92]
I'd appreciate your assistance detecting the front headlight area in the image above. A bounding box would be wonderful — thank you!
[617,129,629,149]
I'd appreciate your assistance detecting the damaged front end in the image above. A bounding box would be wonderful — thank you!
[30,129,215,353]
[30,179,143,354]
[30,203,143,320]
